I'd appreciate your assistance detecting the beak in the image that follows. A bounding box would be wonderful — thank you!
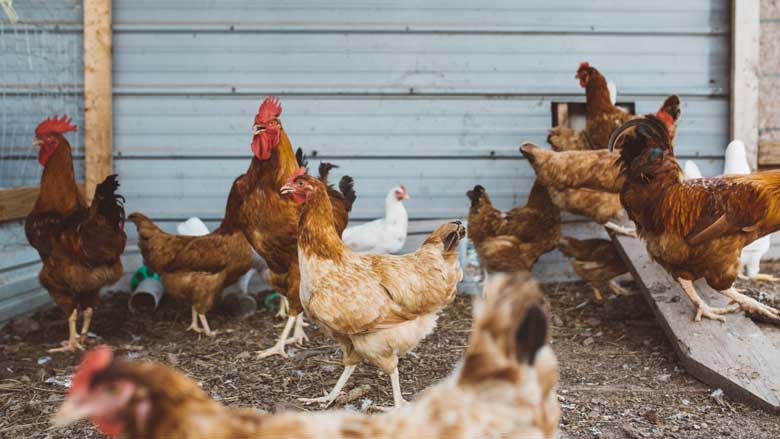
[51,396,91,428]
[404,193,410,200]
[33,138,41,148]
[280,183,294,195]
[252,124,265,136]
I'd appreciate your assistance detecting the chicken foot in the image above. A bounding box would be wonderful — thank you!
[198,313,218,337]
[374,368,408,411]
[298,364,357,408]
[256,315,295,359]
[285,314,309,346]
[720,287,780,321]
[678,279,739,322]
[49,309,85,353]
[79,307,93,342]
[186,307,202,333]
[604,221,638,238]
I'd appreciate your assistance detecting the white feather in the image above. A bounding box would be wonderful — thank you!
[342,186,409,254]
[683,161,702,179]
[607,80,617,106]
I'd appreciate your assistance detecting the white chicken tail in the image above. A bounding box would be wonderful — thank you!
[724,140,752,175]
[683,161,703,180]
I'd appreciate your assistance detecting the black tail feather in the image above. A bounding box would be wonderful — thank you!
[338,175,356,212]
[93,174,126,230]
[295,147,309,170]
[318,162,339,184]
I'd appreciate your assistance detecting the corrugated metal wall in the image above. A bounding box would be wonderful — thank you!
[1,0,731,322]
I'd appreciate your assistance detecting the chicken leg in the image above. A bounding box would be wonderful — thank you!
[49,309,85,353]
[285,313,309,346]
[79,307,93,343]
[678,279,739,322]
[186,307,202,333]
[198,313,218,337]
[299,364,356,408]
[277,295,289,319]
[720,287,780,321]
[604,221,637,238]
[256,315,295,359]
[390,368,407,408]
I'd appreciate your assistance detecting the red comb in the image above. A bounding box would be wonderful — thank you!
[655,110,675,128]
[400,184,407,193]
[35,115,77,138]
[256,96,282,125]
[578,61,590,71]
[70,345,113,396]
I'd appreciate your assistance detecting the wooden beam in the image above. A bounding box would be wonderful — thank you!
[83,0,113,202]
[555,103,569,128]
[0,184,86,222]
[758,140,780,166]
[731,0,760,170]
[609,231,780,412]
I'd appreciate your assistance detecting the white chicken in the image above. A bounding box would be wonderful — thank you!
[341,185,409,254]
[685,142,776,281]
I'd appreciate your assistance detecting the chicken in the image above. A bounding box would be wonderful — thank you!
[557,237,628,300]
[128,174,255,337]
[605,113,780,323]
[466,181,560,273]
[53,272,559,439]
[233,97,356,358]
[25,116,127,352]
[547,62,633,152]
[342,185,409,254]
[280,171,464,408]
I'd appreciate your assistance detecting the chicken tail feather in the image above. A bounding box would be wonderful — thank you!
[338,175,357,212]
[91,174,126,230]
[318,162,339,185]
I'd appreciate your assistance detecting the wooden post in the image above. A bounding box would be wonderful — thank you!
[83,0,113,202]
[731,0,760,170]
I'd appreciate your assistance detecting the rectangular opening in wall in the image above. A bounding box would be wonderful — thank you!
[551,102,636,129]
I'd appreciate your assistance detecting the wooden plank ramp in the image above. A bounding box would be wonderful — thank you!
[609,231,780,412]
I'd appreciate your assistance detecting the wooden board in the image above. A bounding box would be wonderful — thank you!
[610,232,780,412]
[730,0,760,170]
[758,140,780,166]
[0,184,86,222]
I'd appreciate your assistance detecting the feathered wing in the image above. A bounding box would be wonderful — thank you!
[306,221,465,335]
[547,127,589,152]
[520,142,623,192]
[25,210,63,259]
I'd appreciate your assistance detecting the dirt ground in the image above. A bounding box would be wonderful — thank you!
[2,267,780,438]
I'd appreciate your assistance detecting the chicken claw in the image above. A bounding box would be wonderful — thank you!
[256,342,289,359]
[186,307,203,333]
[49,338,85,353]
[721,288,780,321]
[693,303,736,322]
[297,394,335,407]
[604,222,637,238]
[285,314,309,346]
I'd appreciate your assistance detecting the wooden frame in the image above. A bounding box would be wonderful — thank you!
[0,185,86,222]
[731,0,760,170]
[83,0,114,202]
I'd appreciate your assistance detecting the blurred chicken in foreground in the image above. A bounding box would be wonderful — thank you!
[52,273,559,439]
[466,181,560,273]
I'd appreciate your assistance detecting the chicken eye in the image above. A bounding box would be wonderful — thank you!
[297,180,305,187]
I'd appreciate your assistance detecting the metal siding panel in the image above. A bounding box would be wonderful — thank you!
[113,96,729,158]
[113,32,728,96]
[113,0,727,34]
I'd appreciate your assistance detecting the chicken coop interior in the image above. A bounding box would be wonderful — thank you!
[2,0,780,438]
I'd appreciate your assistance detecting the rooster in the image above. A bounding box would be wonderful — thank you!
[466,181,560,273]
[342,185,409,254]
[605,113,780,323]
[281,170,464,408]
[53,272,559,439]
[128,172,255,337]
[234,97,356,358]
[25,116,127,352]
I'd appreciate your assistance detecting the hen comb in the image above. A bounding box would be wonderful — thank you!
[655,110,675,128]
[256,96,282,124]
[69,345,113,396]
[35,115,77,138]
[578,61,590,71]
[400,184,407,194]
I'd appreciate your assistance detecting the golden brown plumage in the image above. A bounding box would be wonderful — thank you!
[557,237,629,300]
[127,174,254,337]
[53,273,559,439]
[610,113,780,322]
[283,173,464,408]
[234,97,354,358]
[25,117,126,352]
[466,181,560,273]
